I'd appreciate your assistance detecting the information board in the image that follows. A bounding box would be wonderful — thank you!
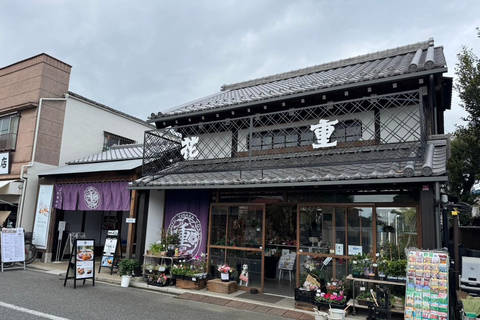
[1,228,25,263]
[64,239,95,288]
[32,185,54,249]
[98,230,121,274]
[404,249,449,320]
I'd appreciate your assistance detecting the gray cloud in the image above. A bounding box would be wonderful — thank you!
[1,0,478,132]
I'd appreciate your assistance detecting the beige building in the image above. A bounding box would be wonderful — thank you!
[0,54,152,261]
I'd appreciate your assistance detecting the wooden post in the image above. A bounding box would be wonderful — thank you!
[126,189,138,259]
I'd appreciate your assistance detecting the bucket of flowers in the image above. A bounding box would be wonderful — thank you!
[315,278,348,310]
[218,264,234,282]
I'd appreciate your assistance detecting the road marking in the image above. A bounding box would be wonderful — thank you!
[0,301,71,320]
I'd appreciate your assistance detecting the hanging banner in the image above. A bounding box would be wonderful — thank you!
[53,182,130,211]
[32,185,54,249]
[164,190,210,259]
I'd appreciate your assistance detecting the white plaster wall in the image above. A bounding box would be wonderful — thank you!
[145,189,165,254]
[194,131,232,160]
[380,105,420,143]
[59,97,152,165]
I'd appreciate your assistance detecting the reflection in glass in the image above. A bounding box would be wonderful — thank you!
[376,207,417,260]
[299,206,332,254]
[266,205,296,246]
[210,207,227,246]
[227,206,263,248]
[347,207,373,256]
[226,249,262,288]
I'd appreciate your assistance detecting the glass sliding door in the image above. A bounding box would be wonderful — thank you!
[208,204,264,291]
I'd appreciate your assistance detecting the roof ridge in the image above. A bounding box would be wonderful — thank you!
[221,38,434,91]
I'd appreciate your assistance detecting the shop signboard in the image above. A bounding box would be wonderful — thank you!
[98,230,121,275]
[1,228,25,263]
[32,185,54,249]
[64,239,95,288]
[348,245,362,256]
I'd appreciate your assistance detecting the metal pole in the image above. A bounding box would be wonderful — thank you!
[453,210,459,291]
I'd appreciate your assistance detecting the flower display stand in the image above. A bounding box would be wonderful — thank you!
[176,278,207,290]
[207,279,237,294]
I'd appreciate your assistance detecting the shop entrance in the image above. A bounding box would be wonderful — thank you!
[263,204,297,296]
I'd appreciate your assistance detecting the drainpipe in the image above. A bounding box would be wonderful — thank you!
[17,95,68,229]
[435,182,442,248]
[429,75,438,134]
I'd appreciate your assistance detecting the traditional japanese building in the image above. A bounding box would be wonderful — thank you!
[131,38,451,295]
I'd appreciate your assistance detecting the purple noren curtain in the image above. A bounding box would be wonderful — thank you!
[164,190,210,259]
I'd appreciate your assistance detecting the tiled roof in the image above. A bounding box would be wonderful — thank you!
[152,38,446,120]
[67,144,144,164]
[130,137,448,189]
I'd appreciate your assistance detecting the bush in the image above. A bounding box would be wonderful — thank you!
[118,259,140,276]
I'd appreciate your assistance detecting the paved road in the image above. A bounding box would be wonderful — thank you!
[0,269,284,320]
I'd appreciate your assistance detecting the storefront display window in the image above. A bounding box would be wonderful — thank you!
[266,205,296,246]
[376,207,417,260]
[299,206,332,254]
[347,207,373,256]
[226,249,262,288]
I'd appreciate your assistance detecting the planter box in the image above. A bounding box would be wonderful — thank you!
[176,279,207,290]
[294,288,316,304]
[207,279,237,294]
[171,274,184,280]
[148,279,171,287]
[315,301,347,311]
[356,299,374,306]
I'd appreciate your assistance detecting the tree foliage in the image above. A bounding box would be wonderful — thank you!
[446,31,480,204]
[454,46,480,122]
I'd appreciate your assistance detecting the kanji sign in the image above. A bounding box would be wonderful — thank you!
[0,152,9,175]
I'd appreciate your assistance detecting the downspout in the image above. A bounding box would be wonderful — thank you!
[435,181,442,248]
[430,75,438,134]
[17,95,68,229]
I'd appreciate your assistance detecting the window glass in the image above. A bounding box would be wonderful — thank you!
[0,115,19,150]
[334,207,346,256]
[210,206,227,246]
[376,207,417,259]
[226,249,262,288]
[347,207,373,256]
[227,206,263,248]
[331,120,362,143]
[299,206,332,254]
[103,132,135,151]
[266,205,296,247]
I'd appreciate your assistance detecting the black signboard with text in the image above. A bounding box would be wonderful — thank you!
[98,230,122,275]
[64,239,95,288]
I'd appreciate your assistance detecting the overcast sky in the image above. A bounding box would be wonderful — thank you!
[1,1,479,133]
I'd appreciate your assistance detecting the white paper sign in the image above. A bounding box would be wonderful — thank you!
[348,245,363,256]
[32,185,54,249]
[0,228,25,263]
[335,243,344,255]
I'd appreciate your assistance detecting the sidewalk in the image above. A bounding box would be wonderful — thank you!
[27,260,368,320]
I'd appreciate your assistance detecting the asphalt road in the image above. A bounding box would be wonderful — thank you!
[0,269,284,320]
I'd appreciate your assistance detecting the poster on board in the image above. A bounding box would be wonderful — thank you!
[75,239,95,280]
[1,228,25,263]
[32,185,54,249]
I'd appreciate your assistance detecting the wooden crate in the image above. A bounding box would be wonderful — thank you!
[207,279,237,294]
[175,279,207,290]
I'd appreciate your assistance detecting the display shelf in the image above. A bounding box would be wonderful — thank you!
[346,274,406,315]
[142,255,187,281]
[347,299,405,314]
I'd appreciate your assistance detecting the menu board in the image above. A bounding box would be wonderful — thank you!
[404,249,449,320]
[75,239,95,280]
[1,228,25,263]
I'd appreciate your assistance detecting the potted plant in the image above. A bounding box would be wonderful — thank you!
[386,259,407,282]
[148,241,166,256]
[217,264,234,282]
[118,258,140,287]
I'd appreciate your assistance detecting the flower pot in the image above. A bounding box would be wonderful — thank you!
[121,275,131,287]
[220,272,229,282]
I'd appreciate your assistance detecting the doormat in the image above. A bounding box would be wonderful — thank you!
[236,291,285,304]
